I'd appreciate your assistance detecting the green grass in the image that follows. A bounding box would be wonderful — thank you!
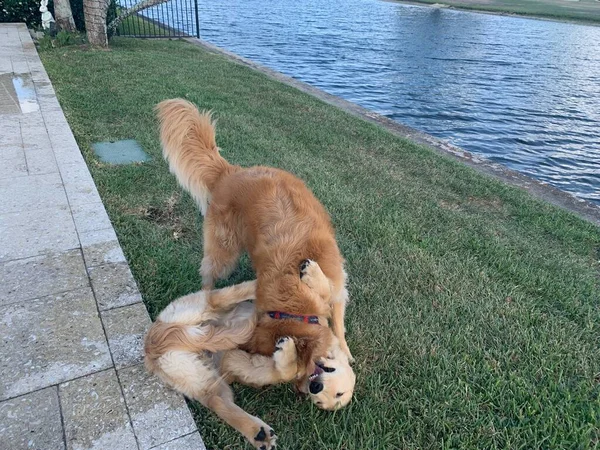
[40,38,600,449]
[398,0,600,23]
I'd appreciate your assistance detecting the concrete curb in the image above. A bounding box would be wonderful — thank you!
[0,23,205,450]
[186,37,600,227]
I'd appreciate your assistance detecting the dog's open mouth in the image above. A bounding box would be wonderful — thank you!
[309,364,324,381]
[309,362,335,381]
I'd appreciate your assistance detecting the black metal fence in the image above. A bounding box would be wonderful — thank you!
[115,0,199,38]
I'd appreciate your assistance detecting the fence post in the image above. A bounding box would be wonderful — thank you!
[194,0,200,38]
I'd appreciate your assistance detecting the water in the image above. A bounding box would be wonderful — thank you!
[150,0,600,204]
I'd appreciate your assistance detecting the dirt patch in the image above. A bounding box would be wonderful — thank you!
[438,200,462,211]
[467,196,504,210]
[133,194,193,240]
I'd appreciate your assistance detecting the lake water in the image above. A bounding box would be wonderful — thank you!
[152,0,600,205]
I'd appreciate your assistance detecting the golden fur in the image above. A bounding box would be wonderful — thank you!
[155,99,354,380]
[145,263,354,447]
[145,281,297,449]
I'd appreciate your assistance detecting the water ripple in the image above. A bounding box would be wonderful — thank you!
[150,0,600,205]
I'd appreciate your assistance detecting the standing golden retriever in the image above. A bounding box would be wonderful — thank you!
[156,98,354,402]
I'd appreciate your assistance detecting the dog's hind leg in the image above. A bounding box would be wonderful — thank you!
[150,350,276,449]
[201,381,277,450]
[208,280,256,311]
[201,211,243,290]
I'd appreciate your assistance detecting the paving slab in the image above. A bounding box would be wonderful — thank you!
[0,155,27,178]
[0,23,201,449]
[60,161,103,206]
[118,364,198,449]
[88,262,142,310]
[80,227,126,268]
[0,206,79,262]
[0,123,21,145]
[150,433,206,450]
[0,249,88,307]
[102,302,151,369]
[71,202,114,234]
[0,288,112,400]
[0,171,67,214]
[25,147,60,175]
[0,387,65,450]
[59,369,138,450]
[0,143,24,160]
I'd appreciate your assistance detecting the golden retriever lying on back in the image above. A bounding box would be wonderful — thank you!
[145,281,292,449]
[156,99,354,396]
[145,263,353,449]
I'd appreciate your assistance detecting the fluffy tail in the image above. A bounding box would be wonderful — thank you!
[145,300,256,370]
[155,98,236,215]
[145,284,256,367]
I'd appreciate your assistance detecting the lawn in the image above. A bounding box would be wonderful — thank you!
[40,38,600,449]
[398,0,600,23]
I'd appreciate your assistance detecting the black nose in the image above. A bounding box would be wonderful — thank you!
[309,381,323,394]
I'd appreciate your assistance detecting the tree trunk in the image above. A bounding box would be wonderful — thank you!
[54,0,76,32]
[84,0,108,47]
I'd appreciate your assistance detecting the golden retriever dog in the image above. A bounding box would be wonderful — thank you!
[155,99,355,405]
[145,280,292,449]
[145,264,353,448]
[219,259,356,411]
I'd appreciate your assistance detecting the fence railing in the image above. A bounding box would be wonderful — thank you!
[115,0,199,38]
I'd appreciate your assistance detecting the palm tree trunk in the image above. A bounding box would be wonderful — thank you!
[54,0,76,31]
[84,0,108,47]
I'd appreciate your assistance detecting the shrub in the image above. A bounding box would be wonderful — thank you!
[0,0,116,31]
[0,0,54,28]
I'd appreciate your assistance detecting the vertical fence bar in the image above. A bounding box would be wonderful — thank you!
[157,2,163,36]
[180,0,186,36]
[135,0,141,37]
[186,0,191,36]
[164,0,171,37]
[181,0,194,36]
[194,0,200,38]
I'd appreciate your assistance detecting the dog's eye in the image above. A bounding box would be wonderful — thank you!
[336,392,344,398]
[322,366,335,373]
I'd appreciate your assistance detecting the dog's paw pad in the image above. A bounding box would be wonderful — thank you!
[275,336,290,350]
[299,259,312,277]
[255,427,267,442]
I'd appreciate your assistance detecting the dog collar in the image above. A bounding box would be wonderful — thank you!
[267,311,320,324]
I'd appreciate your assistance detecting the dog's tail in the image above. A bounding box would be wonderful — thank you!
[145,300,256,373]
[145,282,256,365]
[155,98,237,215]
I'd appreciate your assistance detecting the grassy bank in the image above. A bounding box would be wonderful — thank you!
[399,0,600,24]
[40,38,600,449]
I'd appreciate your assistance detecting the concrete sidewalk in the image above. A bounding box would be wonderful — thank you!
[0,23,204,450]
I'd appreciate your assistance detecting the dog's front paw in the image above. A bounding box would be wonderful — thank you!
[299,259,331,300]
[252,424,277,450]
[274,336,297,380]
[299,259,312,277]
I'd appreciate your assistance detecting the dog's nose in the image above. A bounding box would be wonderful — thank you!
[309,381,323,394]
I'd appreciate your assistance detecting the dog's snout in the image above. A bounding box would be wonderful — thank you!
[309,381,323,394]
